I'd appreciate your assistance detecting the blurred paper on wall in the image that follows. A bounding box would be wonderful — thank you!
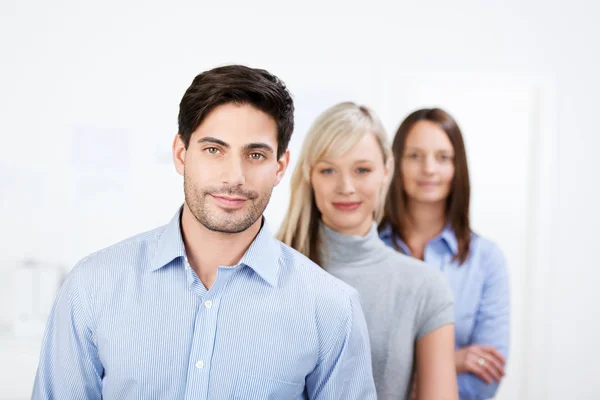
[70,125,132,202]
[68,126,137,259]
[12,259,66,338]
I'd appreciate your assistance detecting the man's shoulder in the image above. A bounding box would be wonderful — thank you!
[276,241,361,309]
[73,224,166,277]
[275,241,364,349]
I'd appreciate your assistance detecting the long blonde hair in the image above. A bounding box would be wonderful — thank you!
[277,102,393,266]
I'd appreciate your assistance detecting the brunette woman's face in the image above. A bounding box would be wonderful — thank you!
[401,120,455,205]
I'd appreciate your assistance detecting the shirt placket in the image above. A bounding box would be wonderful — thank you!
[184,261,237,400]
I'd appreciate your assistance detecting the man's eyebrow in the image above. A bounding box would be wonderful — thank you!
[243,143,274,154]
[197,137,230,148]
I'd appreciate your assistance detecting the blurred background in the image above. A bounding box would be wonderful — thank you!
[1,0,599,398]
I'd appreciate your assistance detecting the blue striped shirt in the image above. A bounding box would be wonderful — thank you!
[33,208,377,399]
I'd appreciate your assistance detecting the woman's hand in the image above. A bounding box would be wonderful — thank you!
[455,345,505,384]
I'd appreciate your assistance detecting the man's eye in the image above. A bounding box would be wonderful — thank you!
[205,147,220,155]
[250,153,264,160]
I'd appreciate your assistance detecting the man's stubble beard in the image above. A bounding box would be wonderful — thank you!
[183,173,273,234]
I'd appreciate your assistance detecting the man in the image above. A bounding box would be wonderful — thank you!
[32,65,377,399]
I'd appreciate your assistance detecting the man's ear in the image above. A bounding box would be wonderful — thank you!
[172,134,186,176]
[273,149,291,187]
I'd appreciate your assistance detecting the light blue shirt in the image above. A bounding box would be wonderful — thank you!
[380,224,510,400]
[33,208,377,399]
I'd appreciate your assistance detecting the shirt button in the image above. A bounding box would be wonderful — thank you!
[204,300,213,309]
[196,360,204,369]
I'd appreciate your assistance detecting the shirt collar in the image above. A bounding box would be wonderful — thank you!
[379,223,412,255]
[237,218,280,287]
[152,207,187,271]
[439,224,458,255]
[152,206,281,287]
[379,222,458,256]
[378,223,393,243]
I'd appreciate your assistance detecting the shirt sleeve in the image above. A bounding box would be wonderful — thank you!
[458,244,510,400]
[32,264,104,399]
[416,267,455,340]
[305,289,377,400]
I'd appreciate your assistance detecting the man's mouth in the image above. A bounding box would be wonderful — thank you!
[209,194,248,209]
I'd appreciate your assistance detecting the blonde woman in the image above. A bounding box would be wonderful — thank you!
[278,102,458,400]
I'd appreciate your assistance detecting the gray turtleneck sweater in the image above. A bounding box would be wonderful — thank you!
[320,222,455,400]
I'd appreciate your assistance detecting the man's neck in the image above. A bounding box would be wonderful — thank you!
[180,203,262,289]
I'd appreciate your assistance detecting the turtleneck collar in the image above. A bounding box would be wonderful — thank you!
[319,221,389,267]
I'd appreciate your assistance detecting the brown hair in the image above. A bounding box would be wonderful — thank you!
[178,64,294,159]
[380,108,471,264]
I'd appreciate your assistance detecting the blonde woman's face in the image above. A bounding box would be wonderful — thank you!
[311,133,389,236]
[401,120,455,205]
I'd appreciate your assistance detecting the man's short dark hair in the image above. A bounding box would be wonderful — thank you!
[178,65,294,159]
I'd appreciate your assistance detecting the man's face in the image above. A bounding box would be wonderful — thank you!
[173,103,289,233]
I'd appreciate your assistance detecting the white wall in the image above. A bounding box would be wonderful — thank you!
[1,0,599,398]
